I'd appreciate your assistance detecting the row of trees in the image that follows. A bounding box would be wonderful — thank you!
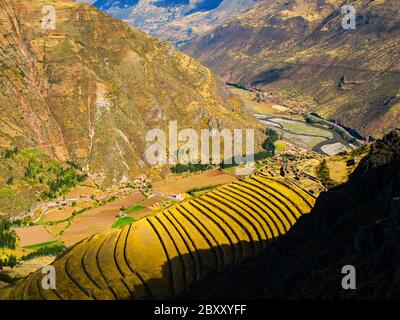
[316,159,337,189]
[41,166,88,199]
[171,161,213,174]
[0,218,17,250]
[0,218,18,271]
[21,243,66,261]
[174,128,280,171]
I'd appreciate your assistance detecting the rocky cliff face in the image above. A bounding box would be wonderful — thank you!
[90,0,260,47]
[184,0,400,138]
[0,0,261,186]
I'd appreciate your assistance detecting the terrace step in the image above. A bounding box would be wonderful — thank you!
[222,185,279,238]
[1,177,317,300]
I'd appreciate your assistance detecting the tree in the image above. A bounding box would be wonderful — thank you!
[266,128,279,142]
[316,159,337,189]
[262,128,279,156]
[0,218,17,249]
[0,253,18,270]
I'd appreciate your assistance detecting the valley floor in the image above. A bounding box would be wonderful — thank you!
[230,87,361,156]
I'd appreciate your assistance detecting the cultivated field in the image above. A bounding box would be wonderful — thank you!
[13,226,55,248]
[260,117,351,155]
[46,221,70,238]
[1,174,316,300]
[321,143,349,156]
[59,191,145,246]
[153,169,237,194]
[43,207,75,223]
[230,88,289,115]
[277,130,327,150]
[269,118,333,138]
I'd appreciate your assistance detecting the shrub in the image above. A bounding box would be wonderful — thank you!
[6,176,13,185]
[0,272,16,283]
[0,252,18,270]
[41,166,88,199]
[24,159,43,180]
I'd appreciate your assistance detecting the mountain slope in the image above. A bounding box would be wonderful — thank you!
[2,130,399,299]
[184,0,400,138]
[232,129,400,299]
[185,129,400,299]
[90,0,260,47]
[0,148,87,217]
[0,0,261,186]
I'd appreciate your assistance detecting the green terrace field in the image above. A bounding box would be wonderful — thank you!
[124,205,145,214]
[268,118,333,139]
[112,217,134,228]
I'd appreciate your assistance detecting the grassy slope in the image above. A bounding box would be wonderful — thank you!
[0,147,86,217]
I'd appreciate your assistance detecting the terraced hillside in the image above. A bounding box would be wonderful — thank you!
[193,129,400,299]
[0,175,315,300]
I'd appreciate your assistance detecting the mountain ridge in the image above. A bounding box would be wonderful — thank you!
[0,0,262,186]
[184,0,400,138]
[88,0,260,46]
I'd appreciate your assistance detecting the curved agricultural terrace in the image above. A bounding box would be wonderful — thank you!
[0,175,315,300]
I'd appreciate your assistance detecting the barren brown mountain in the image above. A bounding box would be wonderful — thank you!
[0,0,262,186]
[184,0,400,138]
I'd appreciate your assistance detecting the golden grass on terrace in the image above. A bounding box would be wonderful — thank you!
[0,176,315,300]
